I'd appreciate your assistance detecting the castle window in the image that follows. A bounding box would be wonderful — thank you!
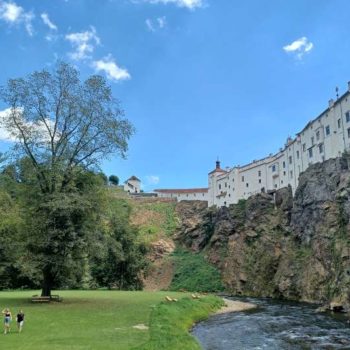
[319,143,324,154]
[219,184,221,190]
[316,130,320,140]
[246,183,249,188]
[283,171,286,176]
[259,179,262,184]
[348,128,350,138]
[296,150,300,159]
[283,161,286,168]
[258,170,261,177]
[325,125,330,136]
[308,148,313,158]
[272,165,276,172]
[225,182,227,188]
[290,170,293,178]
[242,176,244,182]
[338,119,341,128]
[346,111,350,123]
[303,143,306,152]
[311,136,314,145]
[289,156,292,164]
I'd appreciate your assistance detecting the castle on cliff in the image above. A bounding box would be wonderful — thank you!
[155,82,350,207]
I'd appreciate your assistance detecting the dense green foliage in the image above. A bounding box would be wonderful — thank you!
[0,163,147,291]
[90,199,147,290]
[169,249,224,292]
[135,295,223,350]
[0,290,189,350]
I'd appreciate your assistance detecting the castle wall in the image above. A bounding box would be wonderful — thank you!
[156,190,209,202]
[210,86,350,207]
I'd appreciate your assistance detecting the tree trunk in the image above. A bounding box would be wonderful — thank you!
[41,268,53,297]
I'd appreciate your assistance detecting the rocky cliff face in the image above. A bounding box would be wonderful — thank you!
[175,155,350,310]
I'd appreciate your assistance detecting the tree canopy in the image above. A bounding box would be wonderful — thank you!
[0,62,134,194]
[0,62,135,296]
[109,174,119,186]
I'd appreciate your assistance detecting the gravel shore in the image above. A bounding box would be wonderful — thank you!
[216,298,257,314]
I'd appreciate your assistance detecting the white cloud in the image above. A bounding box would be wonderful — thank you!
[0,1,35,36]
[145,18,155,32]
[0,108,60,143]
[92,55,131,82]
[0,108,16,142]
[45,33,58,42]
[65,26,100,61]
[157,16,166,28]
[145,175,160,185]
[283,37,314,60]
[145,16,166,31]
[141,0,204,9]
[41,13,57,31]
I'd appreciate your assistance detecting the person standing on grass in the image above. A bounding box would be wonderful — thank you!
[2,308,12,334]
[16,310,25,333]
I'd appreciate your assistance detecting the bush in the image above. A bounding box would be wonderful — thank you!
[169,249,224,292]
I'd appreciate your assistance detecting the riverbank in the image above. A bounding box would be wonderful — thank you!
[215,298,257,314]
[136,294,224,350]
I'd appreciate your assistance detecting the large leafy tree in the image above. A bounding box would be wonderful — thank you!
[0,62,134,296]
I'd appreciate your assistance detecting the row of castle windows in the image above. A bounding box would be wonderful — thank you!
[216,113,350,193]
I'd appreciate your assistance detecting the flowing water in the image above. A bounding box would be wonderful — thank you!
[192,297,350,350]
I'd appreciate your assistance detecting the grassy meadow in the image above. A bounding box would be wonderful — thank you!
[0,290,222,350]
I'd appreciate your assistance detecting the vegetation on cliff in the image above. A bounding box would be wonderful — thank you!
[169,248,224,292]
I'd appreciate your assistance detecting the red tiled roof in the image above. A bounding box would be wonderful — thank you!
[208,168,227,175]
[126,175,141,182]
[154,188,209,194]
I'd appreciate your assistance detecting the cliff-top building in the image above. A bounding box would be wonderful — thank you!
[155,83,350,207]
[123,176,141,194]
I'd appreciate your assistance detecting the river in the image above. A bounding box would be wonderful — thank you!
[192,297,350,349]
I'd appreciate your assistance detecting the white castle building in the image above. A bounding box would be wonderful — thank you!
[156,83,350,207]
[123,176,141,194]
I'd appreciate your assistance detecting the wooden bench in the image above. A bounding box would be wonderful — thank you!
[50,295,63,302]
[31,296,51,303]
[31,295,63,303]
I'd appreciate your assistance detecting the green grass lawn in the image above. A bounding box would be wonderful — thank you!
[0,290,222,350]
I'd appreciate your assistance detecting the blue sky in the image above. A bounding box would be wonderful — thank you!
[0,0,350,190]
